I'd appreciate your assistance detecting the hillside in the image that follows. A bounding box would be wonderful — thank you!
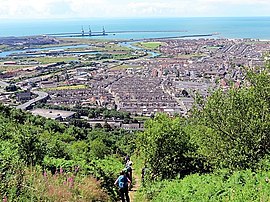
[1,67,270,201]
[0,104,136,201]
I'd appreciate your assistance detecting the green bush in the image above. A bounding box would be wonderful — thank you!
[138,114,198,180]
[148,170,270,202]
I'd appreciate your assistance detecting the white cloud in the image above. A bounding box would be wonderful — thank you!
[0,0,269,19]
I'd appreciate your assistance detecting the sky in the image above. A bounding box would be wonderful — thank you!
[0,0,269,19]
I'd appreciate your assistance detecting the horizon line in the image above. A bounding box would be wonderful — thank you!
[1,15,270,21]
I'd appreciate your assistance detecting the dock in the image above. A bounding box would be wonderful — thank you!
[46,29,188,37]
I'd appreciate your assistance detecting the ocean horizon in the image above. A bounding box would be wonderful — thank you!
[1,17,270,40]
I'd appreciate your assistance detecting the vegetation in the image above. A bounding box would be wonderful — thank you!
[136,66,270,201]
[138,114,197,180]
[0,64,33,72]
[191,70,270,171]
[0,44,8,50]
[42,84,87,91]
[135,42,164,50]
[94,51,146,61]
[143,170,270,202]
[36,104,132,121]
[1,56,270,201]
[28,56,77,64]
[5,84,18,92]
[0,105,136,201]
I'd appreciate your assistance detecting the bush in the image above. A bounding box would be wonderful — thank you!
[148,170,270,202]
[138,114,197,180]
[23,167,109,202]
[190,69,270,171]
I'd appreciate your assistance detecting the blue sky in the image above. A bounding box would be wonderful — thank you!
[0,0,269,19]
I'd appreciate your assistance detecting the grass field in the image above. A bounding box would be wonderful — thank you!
[135,42,164,50]
[205,46,221,50]
[0,65,33,72]
[28,57,78,64]
[43,84,88,91]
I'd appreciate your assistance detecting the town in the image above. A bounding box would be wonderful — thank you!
[1,36,269,130]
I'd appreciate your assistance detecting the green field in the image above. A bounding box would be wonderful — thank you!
[28,57,78,64]
[0,65,33,72]
[42,84,87,91]
[135,42,164,50]
[205,46,221,50]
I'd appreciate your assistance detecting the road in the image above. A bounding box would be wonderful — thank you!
[0,81,9,88]
[16,90,48,110]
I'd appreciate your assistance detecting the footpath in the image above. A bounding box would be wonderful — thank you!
[129,173,140,202]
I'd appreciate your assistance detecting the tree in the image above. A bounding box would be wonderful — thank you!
[5,84,18,92]
[0,141,25,198]
[191,69,270,171]
[103,121,112,132]
[138,114,194,180]
[90,139,109,159]
[94,123,103,129]
[15,126,46,165]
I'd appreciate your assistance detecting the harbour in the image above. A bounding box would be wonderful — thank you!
[1,17,270,39]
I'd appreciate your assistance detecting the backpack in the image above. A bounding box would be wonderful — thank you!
[126,166,132,173]
[123,167,128,174]
[118,175,127,189]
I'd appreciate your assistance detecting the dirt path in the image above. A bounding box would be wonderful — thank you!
[129,173,141,202]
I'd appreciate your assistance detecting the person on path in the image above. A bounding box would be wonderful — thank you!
[124,155,130,165]
[125,160,133,190]
[125,161,133,181]
[114,170,131,202]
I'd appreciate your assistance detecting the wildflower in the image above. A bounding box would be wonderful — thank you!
[74,166,79,173]
[43,171,47,179]
[67,177,74,188]
[3,195,7,202]
[60,167,63,175]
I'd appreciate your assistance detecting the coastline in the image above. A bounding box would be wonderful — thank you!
[1,17,270,40]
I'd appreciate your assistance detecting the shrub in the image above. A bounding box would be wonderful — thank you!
[148,170,270,202]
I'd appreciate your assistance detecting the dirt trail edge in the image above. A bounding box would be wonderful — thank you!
[129,173,140,202]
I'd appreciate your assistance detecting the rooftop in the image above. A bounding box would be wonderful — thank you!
[31,108,76,120]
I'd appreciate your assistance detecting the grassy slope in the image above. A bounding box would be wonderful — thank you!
[141,170,270,202]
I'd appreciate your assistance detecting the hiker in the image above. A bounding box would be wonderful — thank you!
[126,161,133,181]
[124,155,130,165]
[114,170,131,202]
[125,160,133,191]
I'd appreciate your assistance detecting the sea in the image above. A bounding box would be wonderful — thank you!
[0,17,270,40]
